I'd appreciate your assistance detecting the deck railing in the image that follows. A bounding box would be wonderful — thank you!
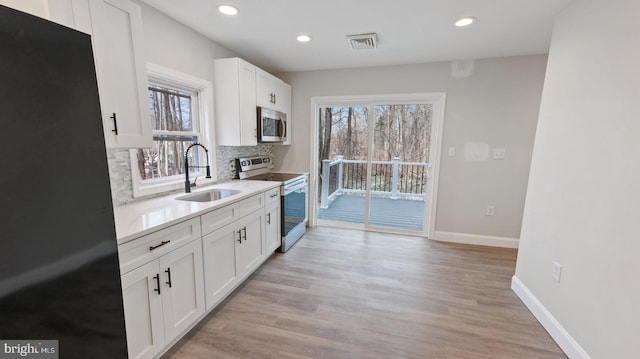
[321,156,429,209]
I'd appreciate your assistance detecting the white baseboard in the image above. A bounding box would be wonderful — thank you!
[432,231,519,248]
[511,276,591,359]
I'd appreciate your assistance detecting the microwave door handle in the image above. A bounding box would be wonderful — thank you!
[280,119,286,138]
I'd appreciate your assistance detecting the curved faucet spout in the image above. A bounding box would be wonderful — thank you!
[184,143,212,193]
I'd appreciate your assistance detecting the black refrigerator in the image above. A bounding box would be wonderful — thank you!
[0,5,128,358]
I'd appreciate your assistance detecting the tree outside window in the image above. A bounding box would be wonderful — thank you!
[136,84,202,182]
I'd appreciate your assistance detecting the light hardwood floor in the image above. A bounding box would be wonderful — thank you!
[163,226,566,359]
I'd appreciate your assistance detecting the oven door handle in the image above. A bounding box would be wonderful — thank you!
[284,182,307,195]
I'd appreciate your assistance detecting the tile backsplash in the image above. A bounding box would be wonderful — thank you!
[107,144,272,206]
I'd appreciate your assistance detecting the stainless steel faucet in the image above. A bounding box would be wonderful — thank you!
[184,143,212,193]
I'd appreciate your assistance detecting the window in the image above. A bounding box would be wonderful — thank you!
[136,84,200,181]
[130,63,215,198]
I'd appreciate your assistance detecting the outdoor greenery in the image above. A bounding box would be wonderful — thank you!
[318,104,432,197]
[136,85,199,181]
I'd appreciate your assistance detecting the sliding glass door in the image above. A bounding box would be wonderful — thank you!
[368,104,432,231]
[314,94,444,236]
[317,105,369,226]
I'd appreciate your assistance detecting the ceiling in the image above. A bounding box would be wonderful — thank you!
[140,0,573,73]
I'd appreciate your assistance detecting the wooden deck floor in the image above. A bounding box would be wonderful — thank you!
[163,227,566,359]
[318,194,425,231]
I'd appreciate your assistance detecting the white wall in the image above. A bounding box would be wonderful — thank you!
[0,0,48,18]
[275,55,547,240]
[514,0,640,357]
[133,0,235,82]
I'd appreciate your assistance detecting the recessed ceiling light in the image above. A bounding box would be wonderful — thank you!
[455,17,476,27]
[296,34,311,43]
[218,5,238,16]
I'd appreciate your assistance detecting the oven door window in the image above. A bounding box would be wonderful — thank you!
[283,184,307,235]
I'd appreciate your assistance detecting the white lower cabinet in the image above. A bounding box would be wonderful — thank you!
[158,240,205,341]
[121,238,204,359]
[202,223,238,310]
[121,260,164,359]
[202,209,264,310]
[264,188,281,253]
[236,210,264,278]
[120,187,281,358]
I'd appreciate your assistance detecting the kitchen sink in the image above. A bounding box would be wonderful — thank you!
[176,189,241,202]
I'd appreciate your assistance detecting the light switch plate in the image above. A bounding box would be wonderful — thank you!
[552,261,563,283]
[448,147,456,156]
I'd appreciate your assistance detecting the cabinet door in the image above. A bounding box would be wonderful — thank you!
[256,68,281,110]
[158,239,205,342]
[214,58,257,146]
[202,224,239,310]
[121,260,164,359]
[89,0,152,148]
[265,200,281,254]
[236,210,264,279]
[238,60,258,145]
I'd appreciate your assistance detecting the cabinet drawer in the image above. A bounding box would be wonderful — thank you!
[264,187,280,205]
[238,193,264,217]
[201,203,239,236]
[119,218,201,274]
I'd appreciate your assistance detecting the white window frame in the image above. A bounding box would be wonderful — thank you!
[129,63,216,198]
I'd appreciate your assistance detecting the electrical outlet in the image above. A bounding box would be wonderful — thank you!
[552,261,563,283]
[486,205,495,216]
[448,147,456,156]
[493,148,506,160]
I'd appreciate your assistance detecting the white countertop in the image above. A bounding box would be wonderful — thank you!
[113,180,280,244]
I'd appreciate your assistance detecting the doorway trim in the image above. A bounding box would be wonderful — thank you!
[308,92,447,238]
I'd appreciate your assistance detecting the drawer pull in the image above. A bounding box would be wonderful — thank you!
[270,193,278,198]
[149,240,171,251]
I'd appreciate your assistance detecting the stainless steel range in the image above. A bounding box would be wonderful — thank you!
[236,156,308,252]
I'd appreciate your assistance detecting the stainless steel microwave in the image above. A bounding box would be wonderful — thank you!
[257,107,287,142]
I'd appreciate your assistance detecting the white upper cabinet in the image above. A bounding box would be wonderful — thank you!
[50,0,152,148]
[256,68,282,110]
[214,57,258,146]
[214,57,292,146]
[255,67,292,145]
[89,0,152,148]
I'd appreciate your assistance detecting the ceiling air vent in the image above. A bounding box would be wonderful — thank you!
[347,33,378,50]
